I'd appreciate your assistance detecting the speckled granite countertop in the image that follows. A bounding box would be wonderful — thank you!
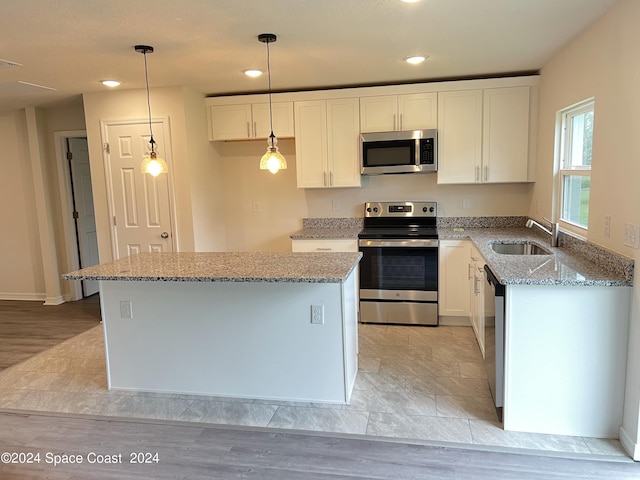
[439,227,633,287]
[62,252,362,284]
[291,227,362,240]
[291,217,363,240]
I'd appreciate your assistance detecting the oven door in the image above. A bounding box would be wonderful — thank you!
[358,239,438,325]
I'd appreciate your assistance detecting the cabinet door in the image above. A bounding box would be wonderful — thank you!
[436,90,483,184]
[359,95,397,132]
[252,102,295,140]
[327,98,361,188]
[294,100,328,188]
[438,240,471,317]
[209,104,252,140]
[483,87,530,183]
[398,93,438,130]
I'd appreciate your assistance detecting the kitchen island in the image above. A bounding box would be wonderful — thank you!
[63,252,361,404]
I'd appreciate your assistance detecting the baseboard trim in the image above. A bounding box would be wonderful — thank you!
[619,426,639,461]
[0,292,46,302]
[439,316,472,326]
[44,295,65,306]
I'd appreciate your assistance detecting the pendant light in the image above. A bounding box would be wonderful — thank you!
[258,33,287,174]
[135,45,168,177]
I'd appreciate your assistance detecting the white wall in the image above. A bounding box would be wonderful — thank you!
[0,111,45,300]
[215,139,533,252]
[531,0,640,458]
[82,86,224,262]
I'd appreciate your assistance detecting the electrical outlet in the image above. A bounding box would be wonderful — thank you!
[463,197,471,209]
[624,223,640,249]
[252,201,261,213]
[604,215,611,237]
[120,300,132,319]
[332,200,341,211]
[311,304,324,324]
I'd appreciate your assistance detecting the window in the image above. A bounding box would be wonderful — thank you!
[559,99,594,231]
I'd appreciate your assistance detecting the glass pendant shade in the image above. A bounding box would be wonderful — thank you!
[140,149,168,177]
[258,33,286,174]
[260,134,287,174]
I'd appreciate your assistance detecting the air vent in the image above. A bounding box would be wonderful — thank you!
[0,81,56,93]
[0,59,23,69]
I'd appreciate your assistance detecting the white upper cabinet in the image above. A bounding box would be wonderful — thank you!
[482,86,530,183]
[437,86,532,184]
[295,98,361,188]
[208,102,294,141]
[360,93,437,132]
[437,90,483,184]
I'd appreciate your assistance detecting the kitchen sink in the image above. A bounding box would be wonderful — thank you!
[491,242,551,255]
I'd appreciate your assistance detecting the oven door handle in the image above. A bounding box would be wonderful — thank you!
[358,239,439,248]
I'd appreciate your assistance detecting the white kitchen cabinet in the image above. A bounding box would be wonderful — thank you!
[208,102,294,141]
[438,240,471,318]
[469,244,485,358]
[360,93,437,133]
[436,90,483,184]
[437,86,532,184]
[291,239,358,253]
[295,98,361,188]
[482,86,531,183]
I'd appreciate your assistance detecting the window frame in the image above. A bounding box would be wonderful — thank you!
[557,98,594,235]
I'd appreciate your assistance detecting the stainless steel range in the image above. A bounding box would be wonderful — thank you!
[358,201,438,326]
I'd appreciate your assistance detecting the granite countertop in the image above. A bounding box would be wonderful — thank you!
[62,252,362,284]
[290,217,363,240]
[291,227,362,240]
[439,227,634,287]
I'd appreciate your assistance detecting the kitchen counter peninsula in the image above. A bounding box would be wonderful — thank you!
[63,252,362,404]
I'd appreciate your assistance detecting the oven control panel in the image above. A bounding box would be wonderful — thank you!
[364,201,437,218]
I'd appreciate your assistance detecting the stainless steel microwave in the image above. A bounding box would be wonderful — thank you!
[361,129,437,175]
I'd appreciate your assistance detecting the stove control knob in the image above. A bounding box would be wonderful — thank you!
[366,207,372,212]
[373,207,379,213]
[422,207,428,212]
[429,207,434,212]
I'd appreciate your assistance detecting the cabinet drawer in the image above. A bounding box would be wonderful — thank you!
[291,239,358,252]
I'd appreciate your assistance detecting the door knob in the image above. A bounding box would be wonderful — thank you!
[161,232,169,239]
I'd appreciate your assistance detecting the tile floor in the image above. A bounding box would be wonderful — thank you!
[0,323,628,458]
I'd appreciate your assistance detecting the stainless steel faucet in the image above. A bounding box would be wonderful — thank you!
[526,217,559,247]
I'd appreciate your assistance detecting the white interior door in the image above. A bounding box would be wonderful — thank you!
[68,137,99,296]
[104,120,174,258]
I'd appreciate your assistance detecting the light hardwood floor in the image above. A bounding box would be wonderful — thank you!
[0,410,638,479]
[0,296,100,371]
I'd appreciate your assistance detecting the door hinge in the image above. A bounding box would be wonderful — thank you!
[103,143,110,154]
[66,151,73,160]
[113,216,117,226]
[72,211,79,219]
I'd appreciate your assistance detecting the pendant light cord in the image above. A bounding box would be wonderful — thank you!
[266,39,275,144]
[142,50,156,153]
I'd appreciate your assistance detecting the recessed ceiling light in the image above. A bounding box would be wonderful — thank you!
[405,55,427,65]
[244,69,263,78]
[401,0,420,3]
[101,80,121,87]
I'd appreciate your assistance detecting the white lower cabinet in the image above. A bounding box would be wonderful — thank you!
[291,239,358,253]
[469,244,485,358]
[438,240,471,318]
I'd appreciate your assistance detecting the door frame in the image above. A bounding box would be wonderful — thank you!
[100,117,178,259]
[54,130,90,301]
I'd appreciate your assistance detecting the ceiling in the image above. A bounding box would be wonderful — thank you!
[0,0,618,112]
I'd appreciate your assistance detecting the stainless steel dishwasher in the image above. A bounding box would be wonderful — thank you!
[484,264,505,422]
